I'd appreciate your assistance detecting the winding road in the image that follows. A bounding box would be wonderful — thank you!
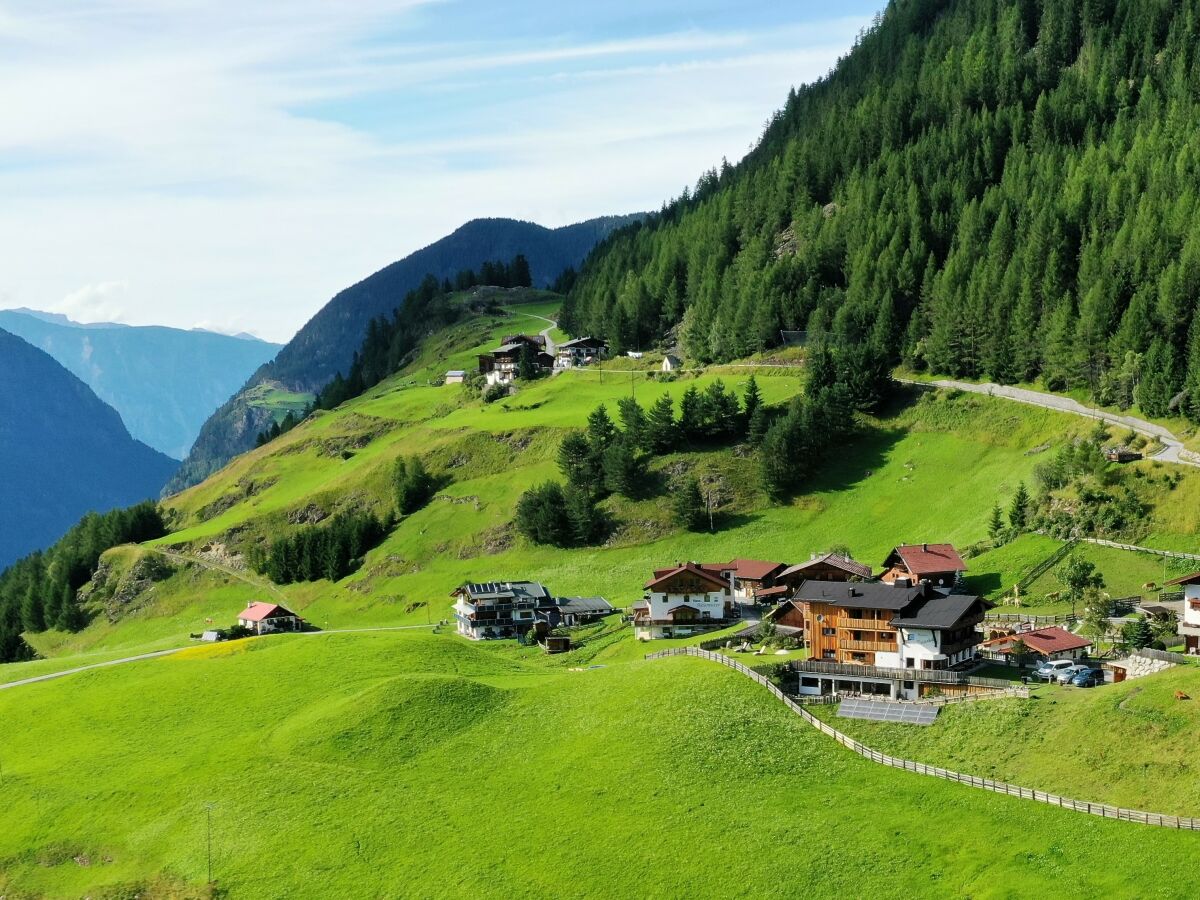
[900,378,1200,468]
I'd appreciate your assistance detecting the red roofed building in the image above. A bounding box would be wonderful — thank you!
[880,543,967,589]
[981,626,1092,662]
[237,601,303,635]
[634,563,733,640]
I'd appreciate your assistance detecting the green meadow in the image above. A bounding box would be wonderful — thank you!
[0,631,1195,899]
[815,661,1200,817]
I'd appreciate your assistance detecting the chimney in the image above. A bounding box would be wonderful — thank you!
[922,543,928,552]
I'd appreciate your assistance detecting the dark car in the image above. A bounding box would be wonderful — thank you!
[1070,668,1105,687]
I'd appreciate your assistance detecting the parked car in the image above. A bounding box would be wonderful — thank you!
[1055,663,1092,684]
[1070,668,1105,688]
[1034,659,1077,682]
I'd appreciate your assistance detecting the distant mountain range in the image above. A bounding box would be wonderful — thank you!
[166,213,642,493]
[0,328,178,568]
[0,309,280,460]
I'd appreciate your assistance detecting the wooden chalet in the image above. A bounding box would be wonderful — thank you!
[699,559,787,601]
[1166,571,1200,653]
[980,626,1092,663]
[879,543,967,589]
[777,553,872,591]
[478,337,555,385]
[555,336,608,368]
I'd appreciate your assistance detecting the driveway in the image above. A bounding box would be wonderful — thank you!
[900,378,1200,468]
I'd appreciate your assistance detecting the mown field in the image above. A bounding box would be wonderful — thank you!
[814,661,1200,818]
[1,630,1196,899]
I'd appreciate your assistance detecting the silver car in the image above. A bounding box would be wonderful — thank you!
[1056,663,1091,684]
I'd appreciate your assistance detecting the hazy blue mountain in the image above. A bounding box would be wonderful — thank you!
[0,309,281,460]
[0,329,178,568]
[168,213,641,493]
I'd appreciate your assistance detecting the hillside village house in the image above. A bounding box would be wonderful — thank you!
[777,553,872,589]
[787,579,988,700]
[632,563,733,640]
[555,337,608,368]
[980,625,1092,663]
[700,559,787,601]
[238,602,303,635]
[452,582,613,640]
[879,543,967,589]
[1166,571,1200,653]
[452,581,549,639]
[478,334,554,386]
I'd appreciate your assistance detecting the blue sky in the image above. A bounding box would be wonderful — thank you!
[0,1,879,341]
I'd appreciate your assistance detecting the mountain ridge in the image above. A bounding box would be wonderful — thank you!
[0,309,281,460]
[166,212,642,493]
[0,328,178,568]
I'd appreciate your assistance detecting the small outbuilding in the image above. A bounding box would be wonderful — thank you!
[662,354,682,372]
[445,370,467,384]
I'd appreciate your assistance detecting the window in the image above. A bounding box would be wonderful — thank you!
[801,677,819,688]
[822,627,836,637]
[905,658,915,668]
[851,653,866,662]
[822,650,836,660]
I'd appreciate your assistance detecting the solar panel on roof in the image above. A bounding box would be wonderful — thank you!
[837,698,938,726]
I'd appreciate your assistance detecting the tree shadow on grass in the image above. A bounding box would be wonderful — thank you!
[964,572,1003,596]
[794,425,909,498]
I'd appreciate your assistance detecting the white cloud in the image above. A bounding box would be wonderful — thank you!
[52,280,129,324]
[0,2,870,342]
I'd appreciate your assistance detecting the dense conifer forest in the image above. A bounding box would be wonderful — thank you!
[564,0,1200,421]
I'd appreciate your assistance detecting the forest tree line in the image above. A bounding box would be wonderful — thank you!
[0,501,166,663]
[562,0,1200,422]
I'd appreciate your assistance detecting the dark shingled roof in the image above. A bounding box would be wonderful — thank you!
[795,580,923,611]
[888,592,988,630]
[553,596,613,615]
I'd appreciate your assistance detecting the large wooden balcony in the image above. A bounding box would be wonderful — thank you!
[839,638,896,653]
[841,617,892,630]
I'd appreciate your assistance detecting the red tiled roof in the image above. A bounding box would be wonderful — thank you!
[988,626,1091,656]
[644,563,729,592]
[1165,571,1200,587]
[240,602,297,623]
[887,544,967,576]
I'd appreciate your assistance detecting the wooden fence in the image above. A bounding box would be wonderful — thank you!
[984,612,1076,626]
[1014,539,1078,592]
[646,646,1200,830]
[1078,537,1200,563]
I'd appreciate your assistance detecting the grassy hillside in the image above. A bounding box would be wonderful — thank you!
[815,662,1200,817]
[0,630,1194,898]
[22,297,1200,661]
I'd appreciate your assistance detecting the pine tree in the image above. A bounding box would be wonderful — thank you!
[646,394,677,454]
[742,375,762,428]
[673,477,708,531]
[1008,482,1030,530]
[747,404,770,445]
[679,386,704,443]
[602,440,646,499]
[616,396,648,448]
[517,343,539,380]
[988,503,1005,540]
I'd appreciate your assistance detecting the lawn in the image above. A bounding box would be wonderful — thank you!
[813,662,1200,818]
[0,631,1194,898]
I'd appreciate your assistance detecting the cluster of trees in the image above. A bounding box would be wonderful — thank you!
[990,427,1152,543]
[450,255,532,292]
[394,456,436,515]
[759,345,883,499]
[0,501,166,662]
[562,1,1200,422]
[256,511,390,585]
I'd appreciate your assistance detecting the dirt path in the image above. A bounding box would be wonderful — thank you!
[900,378,1200,468]
[148,546,287,600]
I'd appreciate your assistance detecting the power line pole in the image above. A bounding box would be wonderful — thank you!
[205,802,216,885]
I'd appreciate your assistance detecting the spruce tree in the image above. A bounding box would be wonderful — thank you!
[742,375,762,428]
[673,477,707,531]
[646,394,677,454]
[1008,482,1030,531]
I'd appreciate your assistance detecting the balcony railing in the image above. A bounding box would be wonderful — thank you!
[838,638,896,653]
[841,617,892,630]
[791,659,1012,689]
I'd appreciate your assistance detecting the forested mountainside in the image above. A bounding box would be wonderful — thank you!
[167,214,640,494]
[0,330,177,570]
[0,310,279,459]
[565,0,1200,422]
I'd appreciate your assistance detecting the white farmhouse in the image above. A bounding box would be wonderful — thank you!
[1168,571,1200,653]
[632,563,733,640]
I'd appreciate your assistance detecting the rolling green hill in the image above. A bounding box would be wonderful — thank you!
[0,631,1194,898]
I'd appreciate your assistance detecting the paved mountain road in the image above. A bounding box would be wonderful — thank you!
[900,378,1200,468]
